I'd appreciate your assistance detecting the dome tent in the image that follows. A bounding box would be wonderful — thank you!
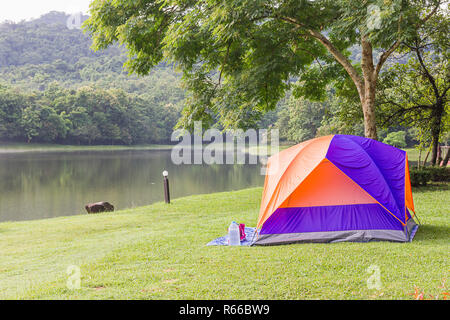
[253,135,418,245]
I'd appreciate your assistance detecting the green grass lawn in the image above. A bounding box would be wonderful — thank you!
[0,184,448,300]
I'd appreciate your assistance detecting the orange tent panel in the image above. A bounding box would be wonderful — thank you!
[279,158,377,208]
[257,135,333,229]
[405,155,415,213]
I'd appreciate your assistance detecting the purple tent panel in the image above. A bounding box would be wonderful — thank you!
[325,135,406,223]
[260,204,404,235]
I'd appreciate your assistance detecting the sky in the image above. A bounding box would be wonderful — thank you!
[0,0,92,23]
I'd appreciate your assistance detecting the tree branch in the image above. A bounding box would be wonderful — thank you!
[375,40,401,76]
[418,0,441,26]
[441,84,450,98]
[379,102,434,127]
[293,45,324,72]
[375,15,403,77]
[218,41,231,86]
[414,44,440,99]
[276,15,364,97]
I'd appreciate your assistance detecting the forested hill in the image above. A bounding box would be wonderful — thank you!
[0,11,180,94]
[0,11,97,67]
[0,12,185,145]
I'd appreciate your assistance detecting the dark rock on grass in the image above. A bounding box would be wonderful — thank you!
[85,202,114,214]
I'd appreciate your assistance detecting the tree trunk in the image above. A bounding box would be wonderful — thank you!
[418,149,422,169]
[441,147,449,167]
[430,101,444,166]
[360,36,378,140]
[423,143,432,167]
[430,136,439,166]
[361,86,378,140]
[437,145,443,164]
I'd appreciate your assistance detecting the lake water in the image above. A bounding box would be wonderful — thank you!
[0,150,265,222]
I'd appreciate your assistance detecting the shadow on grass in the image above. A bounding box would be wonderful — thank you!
[413,224,450,242]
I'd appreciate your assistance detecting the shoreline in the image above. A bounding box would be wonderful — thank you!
[0,142,291,156]
[0,143,175,154]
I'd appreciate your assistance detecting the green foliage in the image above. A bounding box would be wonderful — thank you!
[276,95,328,143]
[410,167,450,187]
[377,7,449,159]
[410,168,432,187]
[425,167,450,183]
[383,131,407,148]
[0,85,181,144]
[0,86,25,139]
[377,51,449,141]
[273,87,368,143]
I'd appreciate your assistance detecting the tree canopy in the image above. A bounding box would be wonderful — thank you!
[377,6,449,165]
[0,8,447,155]
[85,0,443,139]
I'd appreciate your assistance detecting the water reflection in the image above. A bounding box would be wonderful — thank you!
[0,150,265,222]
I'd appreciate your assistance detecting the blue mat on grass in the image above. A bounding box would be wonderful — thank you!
[207,227,257,246]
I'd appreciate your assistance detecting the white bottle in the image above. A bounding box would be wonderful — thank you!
[228,221,240,246]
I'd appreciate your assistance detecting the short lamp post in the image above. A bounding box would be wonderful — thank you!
[162,170,170,204]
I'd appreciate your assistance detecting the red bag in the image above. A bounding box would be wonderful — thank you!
[239,223,246,241]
